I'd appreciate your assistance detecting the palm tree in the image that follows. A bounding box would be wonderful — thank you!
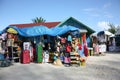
[32,17,46,23]
[108,23,117,34]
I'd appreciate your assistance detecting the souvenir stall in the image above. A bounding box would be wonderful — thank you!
[109,28,120,52]
[97,31,114,54]
[91,33,99,55]
[0,28,21,67]
[0,17,96,67]
[0,24,93,67]
[6,28,21,62]
[7,26,81,65]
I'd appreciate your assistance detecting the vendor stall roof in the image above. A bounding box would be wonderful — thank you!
[10,22,61,28]
[97,31,114,36]
[6,17,95,37]
[9,17,95,34]
[10,25,80,37]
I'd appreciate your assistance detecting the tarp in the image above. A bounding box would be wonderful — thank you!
[10,25,80,37]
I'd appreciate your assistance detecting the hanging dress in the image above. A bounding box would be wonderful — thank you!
[37,44,43,63]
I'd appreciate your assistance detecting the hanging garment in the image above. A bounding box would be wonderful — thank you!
[23,42,33,61]
[29,46,33,61]
[61,38,66,44]
[21,50,30,64]
[23,42,30,50]
[67,35,72,42]
[43,51,49,63]
[0,54,4,60]
[6,39,14,47]
[37,44,43,63]
[64,56,71,63]
[79,42,85,57]
[82,34,86,43]
[77,43,82,50]
[66,45,71,53]
[32,46,36,62]
[84,45,88,57]
[60,54,64,63]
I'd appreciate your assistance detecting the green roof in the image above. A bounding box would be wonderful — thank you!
[57,17,95,35]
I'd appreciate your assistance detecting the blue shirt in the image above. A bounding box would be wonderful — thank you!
[67,35,72,41]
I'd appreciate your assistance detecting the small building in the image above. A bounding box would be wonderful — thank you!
[0,17,95,64]
[8,17,95,46]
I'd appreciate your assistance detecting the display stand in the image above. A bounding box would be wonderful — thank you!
[70,52,80,66]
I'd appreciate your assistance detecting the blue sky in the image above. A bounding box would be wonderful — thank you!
[0,0,120,32]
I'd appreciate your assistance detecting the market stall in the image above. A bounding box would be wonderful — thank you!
[0,25,91,66]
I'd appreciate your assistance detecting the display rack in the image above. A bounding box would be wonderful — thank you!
[11,46,20,62]
[70,52,80,66]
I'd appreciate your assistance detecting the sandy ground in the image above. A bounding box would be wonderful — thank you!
[0,52,120,80]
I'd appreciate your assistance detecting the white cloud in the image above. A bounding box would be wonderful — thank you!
[103,3,111,9]
[97,21,109,30]
[83,8,100,17]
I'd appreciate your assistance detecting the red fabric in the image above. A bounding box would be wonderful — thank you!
[82,34,86,43]
[61,38,66,43]
[66,45,71,53]
[22,50,30,64]
[84,45,88,57]
[77,43,82,50]
[33,47,36,62]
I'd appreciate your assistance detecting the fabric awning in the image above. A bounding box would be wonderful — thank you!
[9,25,80,37]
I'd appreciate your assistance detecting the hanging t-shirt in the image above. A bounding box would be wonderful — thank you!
[23,42,30,50]
[84,45,88,57]
[67,35,72,42]
[61,38,66,43]
[66,45,71,53]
